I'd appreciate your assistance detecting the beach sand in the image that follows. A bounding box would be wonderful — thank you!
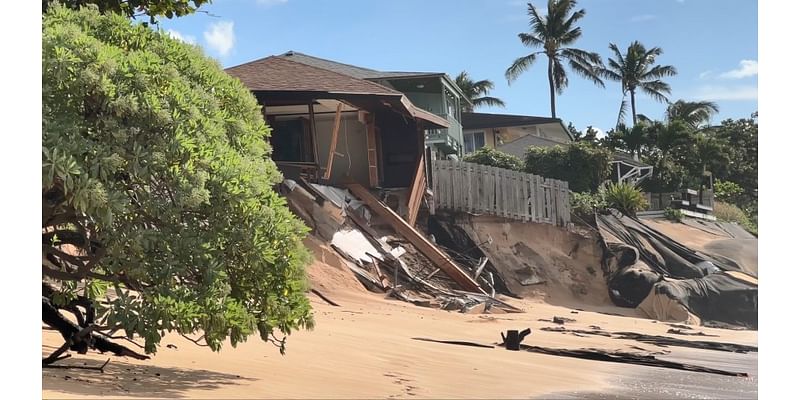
[42,286,757,399]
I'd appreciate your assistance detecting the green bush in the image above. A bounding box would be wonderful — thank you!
[42,5,312,355]
[663,207,683,222]
[602,182,649,216]
[713,180,744,203]
[714,202,757,235]
[524,142,612,193]
[570,191,607,219]
[462,147,523,171]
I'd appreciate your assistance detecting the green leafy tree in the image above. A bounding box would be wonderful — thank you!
[666,100,719,128]
[505,0,605,118]
[462,147,523,171]
[524,142,612,192]
[42,5,312,361]
[598,41,677,126]
[454,71,506,112]
[43,0,212,21]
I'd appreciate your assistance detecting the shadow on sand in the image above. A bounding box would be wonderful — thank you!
[42,346,254,398]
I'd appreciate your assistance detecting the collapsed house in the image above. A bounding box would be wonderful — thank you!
[225,54,520,313]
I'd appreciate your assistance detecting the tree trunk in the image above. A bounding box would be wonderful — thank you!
[548,57,556,118]
[42,290,150,361]
[630,89,637,126]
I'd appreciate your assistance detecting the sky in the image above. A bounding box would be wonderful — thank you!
[158,0,758,133]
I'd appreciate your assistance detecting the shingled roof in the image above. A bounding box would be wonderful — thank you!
[277,51,436,80]
[496,134,568,159]
[462,112,563,130]
[225,56,402,96]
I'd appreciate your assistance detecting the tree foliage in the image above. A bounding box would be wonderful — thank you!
[454,71,505,112]
[42,5,312,355]
[598,41,677,126]
[524,142,612,193]
[505,0,604,118]
[462,147,523,171]
[43,0,211,21]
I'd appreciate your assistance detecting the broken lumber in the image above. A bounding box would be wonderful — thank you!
[344,182,485,294]
[538,327,756,353]
[406,155,426,225]
[323,103,343,180]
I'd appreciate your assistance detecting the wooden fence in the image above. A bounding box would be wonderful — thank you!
[430,160,570,226]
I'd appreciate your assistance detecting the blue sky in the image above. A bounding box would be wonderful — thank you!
[159,0,757,133]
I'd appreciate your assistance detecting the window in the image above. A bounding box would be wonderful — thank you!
[464,131,485,154]
[269,117,315,163]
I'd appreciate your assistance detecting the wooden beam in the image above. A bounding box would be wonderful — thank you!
[323,103,343,180]
[365,113,379,187]
[344,182,486,294]
[406,155,426,225]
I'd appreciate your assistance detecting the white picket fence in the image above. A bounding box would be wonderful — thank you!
[430,160,571,226]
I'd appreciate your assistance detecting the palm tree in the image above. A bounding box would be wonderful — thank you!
[454,71,506,112]
[598,41,677,126]
[665,100,719,128]
[505,0,605,118]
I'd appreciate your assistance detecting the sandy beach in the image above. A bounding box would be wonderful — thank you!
[42,281,757,399]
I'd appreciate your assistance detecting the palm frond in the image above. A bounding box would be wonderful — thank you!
[552,58,568,94]
[641,64,677,80]
[617,94,629,127]
[473,96,507,108]
[506,53,539,83]
[518,33,544,48]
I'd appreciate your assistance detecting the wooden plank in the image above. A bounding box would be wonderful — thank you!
[494,166,501,216]
[344,182,486,294]
[536,175,545,223]
[466,162,473,213]
[365,113,379,187]
[406,155,426,225]
[322,103,343,180]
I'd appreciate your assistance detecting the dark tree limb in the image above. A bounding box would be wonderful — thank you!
[42,295,150,361]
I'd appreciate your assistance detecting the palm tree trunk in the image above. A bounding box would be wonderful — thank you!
[630,89,637,126]
[547,56,556,118]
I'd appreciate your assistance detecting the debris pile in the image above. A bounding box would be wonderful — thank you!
[280,179,522,314]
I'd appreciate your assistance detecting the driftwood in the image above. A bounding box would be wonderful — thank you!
[539,327,756,353]
[517,344,748,377]
[310,288,340,307]
[410,335,749,377]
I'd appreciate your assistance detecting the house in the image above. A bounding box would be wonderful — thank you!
[463,112,654,187]
[225,55,448,191]
[460,112,573,154]
[274,51,471,158]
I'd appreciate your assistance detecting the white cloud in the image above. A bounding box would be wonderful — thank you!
[257,0,288,6]
[630,14,656,22]
[203,21,235,57]
[719,59,758,79]
[166,29,196,45]
[691,85,758,101]
[698,70,714,79]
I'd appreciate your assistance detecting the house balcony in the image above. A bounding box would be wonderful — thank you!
[425,113,463,155]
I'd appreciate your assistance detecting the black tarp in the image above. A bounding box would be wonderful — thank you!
[596,211,757,328]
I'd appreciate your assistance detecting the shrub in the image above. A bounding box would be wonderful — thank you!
[663,207,683,222]
[713,180,744,204]
[602,182,649,216]
[714,202,757,235]
[524,142,612,193]
[462,147,523,171]
[42,5,312,356]
[570,191,607,219]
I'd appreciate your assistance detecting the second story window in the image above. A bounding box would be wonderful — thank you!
[464,131,485,154]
